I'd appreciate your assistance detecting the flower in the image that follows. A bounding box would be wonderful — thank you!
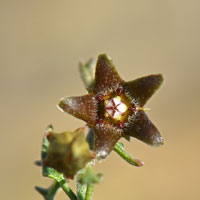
[58,54,164,159]
[43,127,95,179]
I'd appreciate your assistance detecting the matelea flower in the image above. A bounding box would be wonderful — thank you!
[58,54,164,159]
[43,127,94,179]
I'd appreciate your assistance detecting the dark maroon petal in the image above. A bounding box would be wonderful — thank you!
[124,111,163,146]
[58,94,97,126]
[123,74,163,106]
[93,54,122,95]
[93,123,122,159]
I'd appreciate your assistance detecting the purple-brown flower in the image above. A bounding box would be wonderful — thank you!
[58,54,163,159]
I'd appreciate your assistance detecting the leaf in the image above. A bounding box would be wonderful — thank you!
[35,181,60,200]
[79,58,95,93]
[114,142,144,167]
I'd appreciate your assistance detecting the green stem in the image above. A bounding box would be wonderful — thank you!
[76,169,87,200]
[77,181,87,200]
[59,179,77,200]
[85,184,94,200]
[46,169,77,200]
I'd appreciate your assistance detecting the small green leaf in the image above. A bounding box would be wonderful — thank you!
[79,58,95,93]
[86,128,94,151]
[35,186,48,198]
[35,160,42,166]
[114,142,144,167]
[35,181,60,200]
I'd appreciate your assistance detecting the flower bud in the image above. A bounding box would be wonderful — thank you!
[43,128,95,179]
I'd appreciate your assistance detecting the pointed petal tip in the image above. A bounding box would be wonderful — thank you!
[57,97,68,112]
[93,123,122,161]
[96,149,109,162]
[152,135,164,147]
[57,96,81,114]
[154,73,164,86]
[149,73,164,92]
[98,53,111,61]
[124,111,163,147]
[123,73,164,106]
[57,94,97,125]
[145,73,164,89]
[94,54,122,94]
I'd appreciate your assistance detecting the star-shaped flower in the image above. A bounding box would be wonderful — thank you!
[58,54,163,159]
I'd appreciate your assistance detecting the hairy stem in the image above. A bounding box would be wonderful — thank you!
[85,184,94,200]
[77,181,87,200]
[76,169,87,200]
[59,179,77,200]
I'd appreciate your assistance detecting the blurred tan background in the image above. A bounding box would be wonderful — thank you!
[1,0,200,199]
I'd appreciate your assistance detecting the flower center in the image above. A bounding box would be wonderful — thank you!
[104,96,128,121]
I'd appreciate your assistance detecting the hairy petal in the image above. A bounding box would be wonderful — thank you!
[93,54,122,95]
[58,94,97,126]
[124,111,163,146]
[123,74,163,106]
[93,123,122,159]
